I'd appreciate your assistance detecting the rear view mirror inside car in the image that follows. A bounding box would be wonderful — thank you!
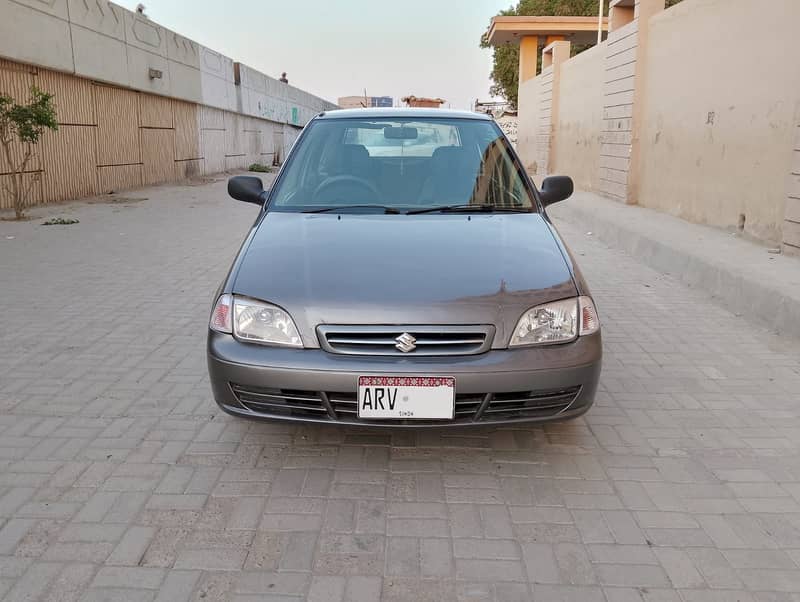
[384,126,418,140]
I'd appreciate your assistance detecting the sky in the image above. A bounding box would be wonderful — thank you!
[117,0,514,109]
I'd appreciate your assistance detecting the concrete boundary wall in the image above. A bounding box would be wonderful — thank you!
[787,116,800,252]
[0,59,295,210]
[551,42,604,192]
[517,77,542,170]
[514,0,800,252]
[536,64,554,175]
[0,0,333,119]
[598,15,637,201]
[0,0,337,209]
[638,0,800,246]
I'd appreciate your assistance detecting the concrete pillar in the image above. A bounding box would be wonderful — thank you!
[540,40,571,175]
[626,0,665,205]
[519,36,539,83]
[598,0,665,204]
[609,3,635,31]
[783,113,800,255]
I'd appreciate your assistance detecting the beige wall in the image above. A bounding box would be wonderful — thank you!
[516,75,543,172]
[551,43,605,191]
[598,17,638,201]
[785,117,800,254]
[637,0,800,244]
[512,0,800,247]
[0,59,293,210]
[338,96,367,109]
[536,64,555,175]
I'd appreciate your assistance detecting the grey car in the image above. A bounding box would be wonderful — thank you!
[207,108,601,427]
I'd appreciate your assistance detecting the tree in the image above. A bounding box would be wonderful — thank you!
[0,86,58,219]
[481,0,684,107]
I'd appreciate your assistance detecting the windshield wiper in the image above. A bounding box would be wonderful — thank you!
[406,204,529,215]
[302,205,401,214]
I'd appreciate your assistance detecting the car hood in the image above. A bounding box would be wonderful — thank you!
[233,212,577,348]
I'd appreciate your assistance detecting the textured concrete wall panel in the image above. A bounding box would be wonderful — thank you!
[0,0,334,121]
[70,23,129,87]
[174,159,203,179]
[199,105,225,131]
[0,0,73,73]
[0,172,42,209]
[0,57,35,96]
[599,18,638,201]
[139,93,173,129]
[41,125,98,201]
[224,111,244,157]
[173,101,201,160]
[167,59,203,104]
[201,130,225,174]
[199,48,235,111]
[68,0,125,40]
[97,164,142,193]
[0,46,329,208]
[784,122,800,254]
[123,10,166,56]
[140,128,176,186]
[0,60,39,174]
[126,45,171,96]
[95,84,141,166]
[12,0,68,18]
[39,69,95,125]
[166,30,201,69]
[783,220,800,250]
[536,66,554,176]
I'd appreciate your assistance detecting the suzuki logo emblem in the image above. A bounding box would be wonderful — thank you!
[395,333,417,353]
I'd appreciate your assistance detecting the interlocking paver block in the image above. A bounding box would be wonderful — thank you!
[1,178,800,600]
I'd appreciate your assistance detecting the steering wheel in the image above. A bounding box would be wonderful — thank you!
[313,175,381,205]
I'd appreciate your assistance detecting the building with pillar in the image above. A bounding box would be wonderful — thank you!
[486,16,608,178]
[485,0,800,254]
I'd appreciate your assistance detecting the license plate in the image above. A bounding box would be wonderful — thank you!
[357,376,455,419]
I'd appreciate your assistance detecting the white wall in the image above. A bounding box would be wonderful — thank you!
[0,0,336,125]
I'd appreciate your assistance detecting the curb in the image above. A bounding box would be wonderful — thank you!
[550,199,800,340]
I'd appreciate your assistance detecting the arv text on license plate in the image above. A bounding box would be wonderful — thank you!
[357,376,455,420]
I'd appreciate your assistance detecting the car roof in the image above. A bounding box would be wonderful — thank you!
[316,107,493,121]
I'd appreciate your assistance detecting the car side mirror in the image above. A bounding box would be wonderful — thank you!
[539,176,574,206]
[228,176,268,205]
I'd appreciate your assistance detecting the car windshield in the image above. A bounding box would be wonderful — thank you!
[268,116,536,213]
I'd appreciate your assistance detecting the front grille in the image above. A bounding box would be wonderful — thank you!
[317,325,495,356]
[231,384,330,419]
[481,387,581,420]
[230,383,581,424]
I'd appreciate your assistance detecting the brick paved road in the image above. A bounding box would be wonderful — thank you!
[1,178,800,601]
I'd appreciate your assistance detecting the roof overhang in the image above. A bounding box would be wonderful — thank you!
[487,16,608,46]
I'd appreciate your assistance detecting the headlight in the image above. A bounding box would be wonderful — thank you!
[510,296,599,347]
[210,295,302,347]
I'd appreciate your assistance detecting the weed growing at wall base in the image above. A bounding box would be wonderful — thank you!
[42,217,79,225]
[248,163,273,173]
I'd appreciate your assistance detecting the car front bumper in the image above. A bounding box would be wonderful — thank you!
[207,331,602,427]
